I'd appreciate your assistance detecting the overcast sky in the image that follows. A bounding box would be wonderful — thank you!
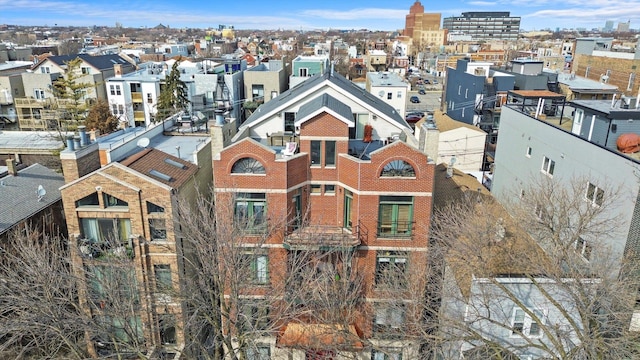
[1,0,639,31]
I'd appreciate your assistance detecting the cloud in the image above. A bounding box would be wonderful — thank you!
[301,8,407,21]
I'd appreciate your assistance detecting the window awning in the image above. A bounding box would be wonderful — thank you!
[277,323,363,350]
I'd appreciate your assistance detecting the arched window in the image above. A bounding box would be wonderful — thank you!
[381,160,415,177]
[231,157,266,174]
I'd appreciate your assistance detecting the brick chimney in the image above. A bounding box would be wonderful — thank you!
[114,63,122,77]
[6,158,17,176]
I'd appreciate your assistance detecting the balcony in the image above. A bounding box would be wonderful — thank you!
[78,237,135,261]
[284,223,366,250]
[134,111,145,121]
[131,93,143,103]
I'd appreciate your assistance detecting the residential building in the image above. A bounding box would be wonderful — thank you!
[366,50,388,72]
[0,160,66,241]
[243,59,289,106]
[59,120,212,357]
[366,71,410,118]
[492,94,640,302]
[434,165,586,359]
[31,53,135,101]
[0,130,65,170]
[555,71,619,100]
[211,70,434,359]
[415,110,487,173]
[0,61,31,127]
[289,55,330,88]
[404,1,446,50]
[443,12,521,41]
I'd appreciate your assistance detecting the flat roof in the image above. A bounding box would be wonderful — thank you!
[0,131,64,152]
[555,73,618,91]
[367,72,407,87]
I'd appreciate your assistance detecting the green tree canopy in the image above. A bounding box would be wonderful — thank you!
[156,60,190,121]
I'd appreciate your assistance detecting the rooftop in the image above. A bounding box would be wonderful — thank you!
[120,148,198,188]
[0,164,64,235]
[367,71,407,87]
[0,131,64,152]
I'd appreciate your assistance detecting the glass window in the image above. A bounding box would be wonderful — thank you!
[103,193,128,207]
[284,112,296,133]
[378,196,413,238]
[76,192,99,207]
[324,184,335,194]
[372,348,402,360]
[81,218,131,244]
[325,141,336,166]
[541,156,555,176]
[240,301,270,332]
[311,184,322,194]
[376,251,408,287]
[159,314,177,344]
[147,201,165,213]
[247,344,271,360]
[373,304,405,336]
[380,160,415,177]
[310,141,321,165]
[149,218,167,240]
[585,182,604,207]
[232,157,266,174]
[235,193,267,233]
[154,264,172,291]
[252,84,264,102]
[244,253,269,284]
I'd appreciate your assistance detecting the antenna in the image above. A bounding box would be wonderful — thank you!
[137,137,150,148]
[37,185,46,202]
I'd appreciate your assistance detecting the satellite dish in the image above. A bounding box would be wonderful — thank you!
[137,137,150,148]
[37,185,46,202]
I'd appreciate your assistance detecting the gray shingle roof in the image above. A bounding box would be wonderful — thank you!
[44,54,132,71]
[242,70,409,129]
[295,93,353,124]
[0,164,64,235]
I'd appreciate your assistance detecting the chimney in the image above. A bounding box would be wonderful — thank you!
[6,158,17,176]
[114,63,122,77]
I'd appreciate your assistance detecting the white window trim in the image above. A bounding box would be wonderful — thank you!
[541,156,555,177]
[510,307,546,338]
[575,237,593,261]
[585,182,604,207]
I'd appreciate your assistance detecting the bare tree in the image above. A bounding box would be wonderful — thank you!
[429,175,640,359]
[177,189,371,360]
[0,227,149,359]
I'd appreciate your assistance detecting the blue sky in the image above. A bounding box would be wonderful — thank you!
[1,0,639,31]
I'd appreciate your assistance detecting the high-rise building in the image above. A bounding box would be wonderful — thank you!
[442,12,521,41]
[404,1,445,50]
[604,20,615,32]
[617,20,631,32]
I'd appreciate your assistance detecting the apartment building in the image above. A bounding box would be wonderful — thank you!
[366,71,410,118]
[443,12,521,41]
[404,1,445,50]
[211,70,435,359]
[59,123,212,357]
[243,59,289,105]
[289,56,330,88]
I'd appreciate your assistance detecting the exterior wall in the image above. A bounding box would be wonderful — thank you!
[445,65,486,124]
[244,66,287,103]
[438,127,486,172]
[492,106,640,274]
[368,84,409,119]
[213,109,434,356]
[60,143,101,183]
[20,72,53,99]
[573,54,640,96]
[60,163,197,353]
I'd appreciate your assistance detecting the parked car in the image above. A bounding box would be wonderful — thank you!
[405,113,423,123]
[407,111,425,118]
[410,96,420,103]
[419,89,426,95]
[433,79,439,84]
[424,79,431,84]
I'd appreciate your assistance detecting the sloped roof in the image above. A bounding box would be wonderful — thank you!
[0,164,64,235]
[37,54,132,71]
[120,148,197,188]
[242,70,409,130]
[430,110,487,134]
[294,93,354,125]
[433,163,549,298]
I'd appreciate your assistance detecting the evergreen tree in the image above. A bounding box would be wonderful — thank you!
[156,60,190,121]
[52,58,93,128]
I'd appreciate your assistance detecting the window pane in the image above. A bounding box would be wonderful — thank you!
[325,141,336,166]
[310,141,321,165]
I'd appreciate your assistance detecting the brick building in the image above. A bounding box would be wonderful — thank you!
[59,125,212,358]
[212,70,435,359]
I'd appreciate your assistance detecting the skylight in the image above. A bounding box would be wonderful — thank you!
[149,169,173,182]
[164,158,187,169]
